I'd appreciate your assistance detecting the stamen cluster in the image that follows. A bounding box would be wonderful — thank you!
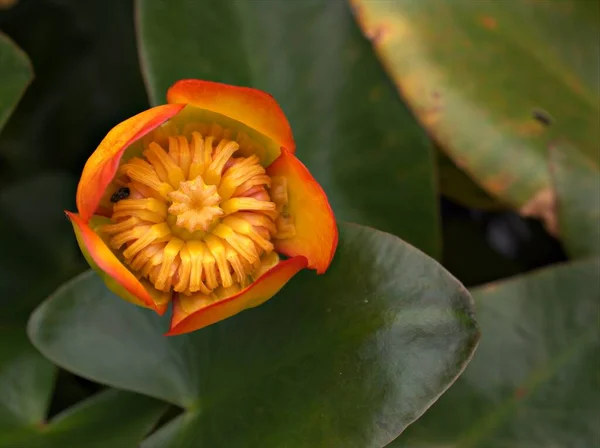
[101,128,289,297]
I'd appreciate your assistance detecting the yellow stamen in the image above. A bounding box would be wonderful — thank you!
[225,243,247,284]
[186,240,212,295]
[108,225,151,249]
[113,198,168,216]
[144,142,185,188]
[188,132,205,180]
[221,197,277,215]
[154,237,184,291]
[270,176,297,239]
[223,215,274,253]
[102,125,285,299]
[177,136,192,179]
[219,156,268,200]
[131,243,163,271]
[122,223,171,260]
[204,140,240,186]
[232,174,271,198]
[212,223,259,264]
[100,216,139,235]
[205,235,233,288]
[202,246,219,290]
[140,248,164,277]
[174,243,192,293]
[232,212,277,235]
[119,158,173,199]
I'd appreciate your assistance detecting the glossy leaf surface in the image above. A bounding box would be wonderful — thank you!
[29,223,479,447]
[351,0,600,211]
[394,258,600,447]
[0,327,55,441]
[0,173,164,447]
[550,144,600,258]
[0,32,31,131]
[137,0,440,257]
[1,389,166,448]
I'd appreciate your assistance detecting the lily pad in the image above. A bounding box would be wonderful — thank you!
[0,31,164,447]
[0,327,55,441]
[351,0,600,213]
[0,32,31,132]
[394,257,600,447]
[550,143,600,258]
[28,223,479,447]
[137,0,440,258]
[0,323,164,447]
[0,175,165,447]
[1,388,166,448]
[437,150,506,211]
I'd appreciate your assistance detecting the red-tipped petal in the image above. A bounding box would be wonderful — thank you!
[66,211,169,315]
[267,148,338,273]
[76,104,184,221]
[167,256,307,336]
[167,79,295,156]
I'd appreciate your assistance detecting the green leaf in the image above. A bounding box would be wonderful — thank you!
[0,173,84,322]
[0,32,31,132]
[550,144,600,258]
[0,175,67,443]
[437,149,506,211]
[2,389,166,448]
[137,0,440,257]
[28,223,479,447]
[0,327,164,447]
[0,327,55,440]
[43,390,164,447]
[393,258,600,447]
[351,0,600,212]
[0,171,164,447]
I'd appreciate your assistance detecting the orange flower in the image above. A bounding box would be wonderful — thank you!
[67,80,337,335]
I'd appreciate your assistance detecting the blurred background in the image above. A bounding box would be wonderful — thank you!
[0,0,597,447]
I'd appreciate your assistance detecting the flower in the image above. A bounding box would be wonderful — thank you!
[66,79,338,335]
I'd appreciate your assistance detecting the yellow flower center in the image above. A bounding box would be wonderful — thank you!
[100,126,291,299]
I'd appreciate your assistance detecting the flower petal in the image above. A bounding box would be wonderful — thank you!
[76,104,184,221]
[66,211,169,315]
[167,255,308,336]
[267,148,338,273]
[167,79,295,157]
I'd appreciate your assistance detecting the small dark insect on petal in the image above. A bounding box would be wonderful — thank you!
[110,187,130,203]
[532,109,553,126]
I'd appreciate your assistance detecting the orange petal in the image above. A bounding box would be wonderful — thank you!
[66,211,169,315]
[167,255,307,336]
[266,148,338,273]
[76,104,184,221]
[167,79,295,156]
